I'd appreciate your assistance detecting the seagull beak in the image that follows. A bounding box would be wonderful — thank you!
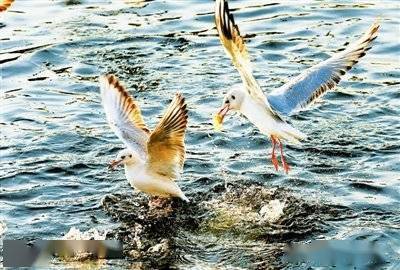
[108,159,122,170]
[217,103,230,120]
[213,103,230,131]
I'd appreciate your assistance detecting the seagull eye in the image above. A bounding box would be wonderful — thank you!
[231,95,235,100]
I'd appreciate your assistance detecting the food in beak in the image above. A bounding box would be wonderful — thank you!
[213,104,229,131]
[108,159,121,170]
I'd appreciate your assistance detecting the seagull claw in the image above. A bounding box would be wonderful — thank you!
[282,160,290,174]
[148,197,170,209]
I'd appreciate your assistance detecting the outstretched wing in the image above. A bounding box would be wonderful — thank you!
[99,74,150,159]
[147,93,188,179]
[267,21,380,116]
[215,0,280,119]
[0,0,14,12]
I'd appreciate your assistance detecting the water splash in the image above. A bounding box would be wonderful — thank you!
[259,199,285,223]
[62,227,108,240]
[0,220,6,237]
[102,183,353,268]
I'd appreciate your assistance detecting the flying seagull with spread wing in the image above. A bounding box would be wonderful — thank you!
[99,74,189,205]
[214,0,379,173]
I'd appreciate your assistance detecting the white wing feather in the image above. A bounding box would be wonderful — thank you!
[268,21,380,116]
[99,75,149,160]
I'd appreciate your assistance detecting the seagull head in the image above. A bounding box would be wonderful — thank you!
[108,149,136,170]
[217,87,245,121]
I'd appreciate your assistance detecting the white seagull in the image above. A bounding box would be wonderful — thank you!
[214,0,379,173]
[99,74,189,204]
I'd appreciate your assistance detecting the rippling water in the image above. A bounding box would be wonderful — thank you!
[1,0,399,268]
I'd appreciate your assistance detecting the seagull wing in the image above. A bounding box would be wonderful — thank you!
[0,0,14,12]
[146,94,188,179]
[267,21,380,116]
[99,74,150,159]
[215,0,282,120]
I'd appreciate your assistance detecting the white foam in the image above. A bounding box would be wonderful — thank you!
[259,199,285,223]
[63,227,108,240]
[0,220,6,237]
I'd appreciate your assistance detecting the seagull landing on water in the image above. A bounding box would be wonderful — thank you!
[214,0,380,174]
[99,74,189,206]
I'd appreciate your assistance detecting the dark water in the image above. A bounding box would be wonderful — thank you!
[1,0,399,268]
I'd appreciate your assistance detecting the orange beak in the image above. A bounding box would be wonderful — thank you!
[108,159,122,170]
[217,103,230,121]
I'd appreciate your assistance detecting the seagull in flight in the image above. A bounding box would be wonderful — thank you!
[100,74,189,205]
[214,0,379,173]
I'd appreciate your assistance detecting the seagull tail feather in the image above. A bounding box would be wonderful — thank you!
[277,122,307,144]
[179,192,189,202]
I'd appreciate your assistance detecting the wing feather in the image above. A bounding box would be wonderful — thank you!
[0,0,14,12]
[215,0,282,120]
[99,74,149,159]
[267,20,380,116]
[147,93,188,179]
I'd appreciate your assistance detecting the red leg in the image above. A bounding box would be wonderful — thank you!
[148,197,163,208]
[277,138,290,174]
[270,136,279,171]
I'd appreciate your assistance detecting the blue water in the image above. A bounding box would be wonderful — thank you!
[1,0,399,268]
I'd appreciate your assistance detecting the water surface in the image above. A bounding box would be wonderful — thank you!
[1,0,399,268]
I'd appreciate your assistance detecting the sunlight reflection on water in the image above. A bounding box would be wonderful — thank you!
[1,0,399,268]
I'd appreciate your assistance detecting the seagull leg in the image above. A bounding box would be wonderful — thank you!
[277,138,290,174]
[270,135,279,171]
[148,197,169,209]
[148,197,162,208]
